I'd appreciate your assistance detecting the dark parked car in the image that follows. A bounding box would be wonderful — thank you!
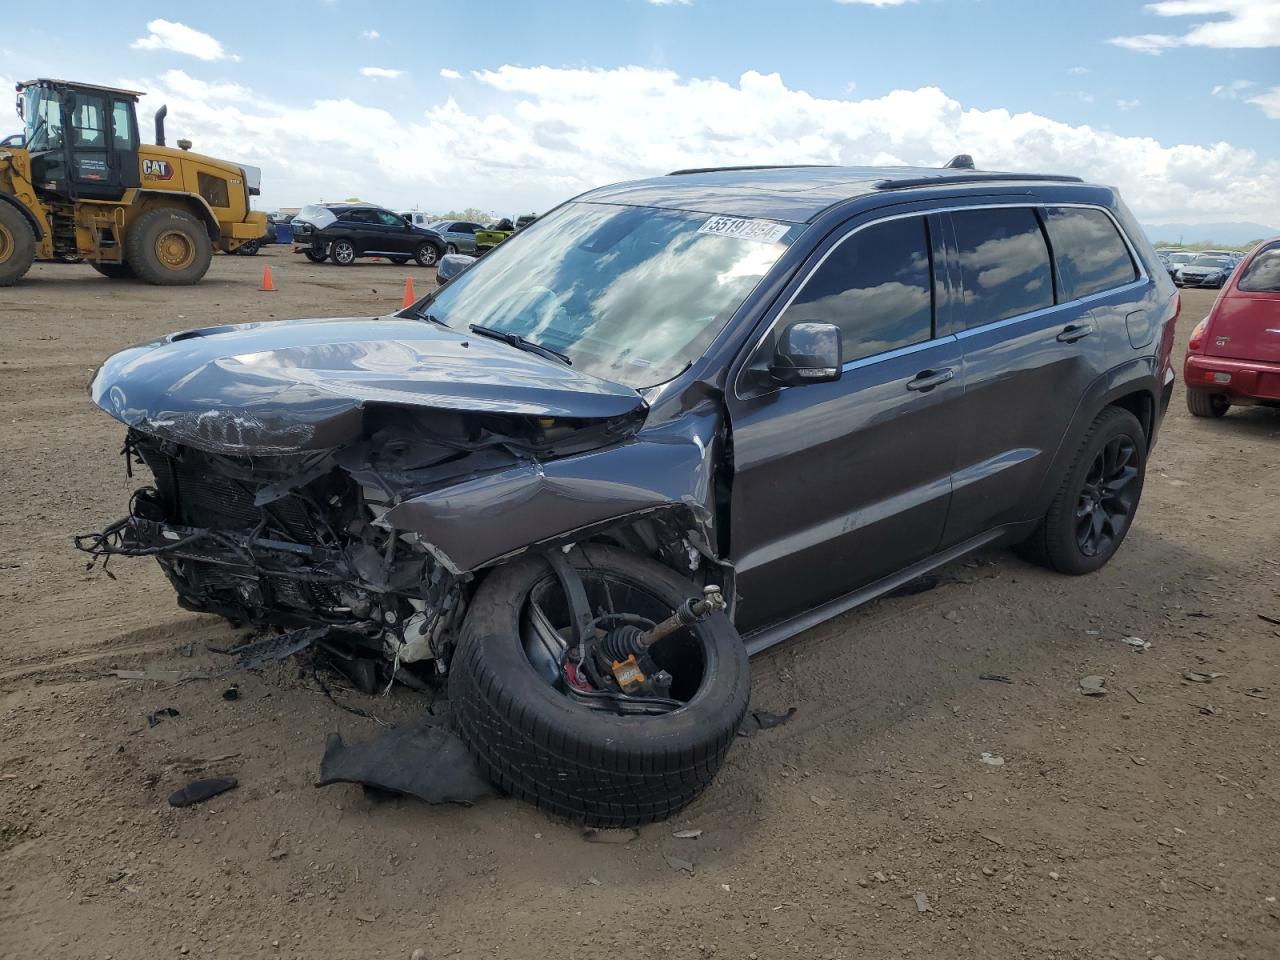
[79,163,1178,826]
[291,202,445,266]
[435,252,475,284]
[1183,236,1280,417]
[1175,254,1235,288]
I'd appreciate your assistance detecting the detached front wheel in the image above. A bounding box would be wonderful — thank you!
[449,544,749,827]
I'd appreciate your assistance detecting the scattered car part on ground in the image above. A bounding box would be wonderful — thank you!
[317,722,497,805]
[77,162,1178,823]
[1183,236,1280,418]
[1,78,266,286]
[290,202,445,267]
[168,776,238,807]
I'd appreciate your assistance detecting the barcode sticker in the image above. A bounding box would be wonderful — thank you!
[697,216,790,243]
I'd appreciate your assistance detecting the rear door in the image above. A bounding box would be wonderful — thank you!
[727,211,962,634]
[1208,242,1280,364]
[939,204,1131,545]
[338,209,380,253]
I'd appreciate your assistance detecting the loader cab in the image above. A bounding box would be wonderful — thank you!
[17,79,142,201]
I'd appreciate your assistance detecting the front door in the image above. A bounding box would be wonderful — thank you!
[374,210,416,253]
[727,212,962,634]
[64,89,137,201]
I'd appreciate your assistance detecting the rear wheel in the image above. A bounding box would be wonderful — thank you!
[125,208,212,285]
[0,202,37,286]
[90,261,136,280]
[330,239,356,265]
[1186,389,1230,418]
[449,544,749,827]
[445,243,458,255]
[1017,407,1146,575]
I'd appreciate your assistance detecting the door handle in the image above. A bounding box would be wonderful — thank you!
[906,367,956,392]
[1056,322,1094,343]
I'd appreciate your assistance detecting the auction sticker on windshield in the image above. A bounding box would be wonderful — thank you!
[697,216,790,243]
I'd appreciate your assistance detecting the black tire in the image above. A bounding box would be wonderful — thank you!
[90,261,136,280]
[445,243,458,255]
[414,242,441,267]
[330,238,356,265]
[449,544,750,827]
[1186,389,1230,418]
[390,256,409,265]
[1017,407,1146,575]
[303,249,328,263]
[237,239,261,256]
[124,208,212,285]
[0,202,37,286]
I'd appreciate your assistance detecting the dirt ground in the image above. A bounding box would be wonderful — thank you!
[1,248,1277,960]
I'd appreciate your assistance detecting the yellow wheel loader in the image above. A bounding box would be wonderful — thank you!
[0,79,267,286]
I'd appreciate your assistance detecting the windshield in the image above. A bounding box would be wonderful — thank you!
[1191,256,1231,268]
[21,85,62,152]
[423,201,798,388]
[1169,253,1195,263]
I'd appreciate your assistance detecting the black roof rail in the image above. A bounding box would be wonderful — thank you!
[944,153,975,169]
[875,172,1084,191]
[666,163,835,176]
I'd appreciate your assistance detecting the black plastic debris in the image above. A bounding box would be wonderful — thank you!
[147,706,180,728]
[222,685,240,701]
[168,776,238,807]
[979,673,1014,684]
[317,722,496,805]
[738,706,797,737]
[208,626,329,677]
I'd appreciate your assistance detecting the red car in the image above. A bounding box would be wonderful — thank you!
[1183,237,1280,417]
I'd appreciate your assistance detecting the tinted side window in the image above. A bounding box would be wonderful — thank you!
[376,210,405,226]
[780,217,933,364]
[111,100,137,149]
[1238,244,1280,293]
[952,208,1054,326]
[342,210,376,224]
[1044,207,1137,299]
[71,93,107,147]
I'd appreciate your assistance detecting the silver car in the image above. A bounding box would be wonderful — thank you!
[425,220,485,255]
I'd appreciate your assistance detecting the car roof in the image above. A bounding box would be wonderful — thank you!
[577,163,1087,223]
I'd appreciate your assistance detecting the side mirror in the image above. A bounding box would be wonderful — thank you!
[769,322,842,386]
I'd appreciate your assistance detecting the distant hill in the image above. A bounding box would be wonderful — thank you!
[1142,222,1279,246]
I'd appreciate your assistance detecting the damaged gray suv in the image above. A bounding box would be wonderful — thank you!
[80,162,1179,825]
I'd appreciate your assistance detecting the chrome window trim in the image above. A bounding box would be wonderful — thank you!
[734,201,1151,401]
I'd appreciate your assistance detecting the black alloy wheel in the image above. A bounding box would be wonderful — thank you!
[1075,434,1139,558]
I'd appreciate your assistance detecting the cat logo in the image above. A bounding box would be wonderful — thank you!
[142,159,174,180]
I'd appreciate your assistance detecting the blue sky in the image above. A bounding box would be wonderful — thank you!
[3,0,1278,225]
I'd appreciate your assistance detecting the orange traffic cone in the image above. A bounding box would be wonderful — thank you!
[401,276,416,309]
[260,263,276,292]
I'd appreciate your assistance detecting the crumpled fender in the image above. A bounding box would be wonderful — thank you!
[384,406,721,574]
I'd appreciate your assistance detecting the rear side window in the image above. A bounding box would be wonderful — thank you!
[111,100,137,150]
[952,208,1054,326]
[1238,244,1280,292]
[780,216,933,364]
[1044,207,1138,299]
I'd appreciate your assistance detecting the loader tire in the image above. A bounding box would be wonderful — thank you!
[125,208,212,285]
[449,544,750,828]
[0,202,37,286]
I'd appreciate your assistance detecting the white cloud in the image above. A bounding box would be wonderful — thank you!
[1116,98,1142,110]
[440,68,463,80]
[1068,66,1091,75]
[362,29,380,40]
[836,0,916,6]
[360,66,404,79]
[1111,0,1280,54]
[121,65,1280,226]
[1211,78,1256,97]
[1246,86,1280,119]
[131,19,238,62]
[156,69,249,102]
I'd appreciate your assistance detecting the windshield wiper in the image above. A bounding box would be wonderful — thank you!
[415,308,446,325]
[468,324,572,366]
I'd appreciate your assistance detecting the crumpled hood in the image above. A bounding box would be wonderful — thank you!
[90,316,646,454]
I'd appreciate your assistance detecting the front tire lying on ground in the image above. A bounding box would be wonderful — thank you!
[124,208,212,285]
[1017,406,1147,575]
[449,544,750,827]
